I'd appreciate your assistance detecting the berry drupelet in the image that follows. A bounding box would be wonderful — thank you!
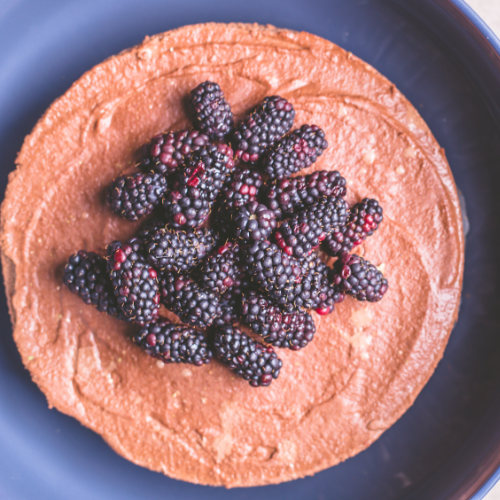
[261,124,328,179]
[190,81,234,141]
[240,291,316,350]
[265,170,347,219]
[144,129,210,176]
[232,96,295,163]
[165,143,234,229]
[145,226,216,273]
[275,196,349,258]
[63,250,122,318]
[106,239,160,324]
[212,324,282,386]
[107,171,168,221]
[196,242,242,296]
[233,201,277,243]
[325,198,383,256]
[133,320,212,366]
[159,274,222,328]
[331,253,388,302]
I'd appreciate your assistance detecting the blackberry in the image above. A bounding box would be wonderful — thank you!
[262,124,328,179]
[145,226,216,273]
[133,320,212,366]
[144,129,210,175]
[106,239,160,325]
[159,274,222,328]
[165,143,234,229]
[331,253,388,302]
[212,324,282,386]
[325,198,383,256]
[135,217,167,244]
[190,81,234,141]
[196,242,241,295]
[275,196,349,258]
[107,171,168,221]
[63,250,121,318]
[221,167,263,210]
[245,240,304,310]
[232,96,295,163]
[265,170,347,219]
[233,201,277,243]
[241,291,316,350]
[215,290,242,325]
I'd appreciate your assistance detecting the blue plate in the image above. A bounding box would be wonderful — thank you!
[1,1,499,499]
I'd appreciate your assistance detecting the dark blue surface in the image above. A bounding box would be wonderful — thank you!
[1,1,499,499]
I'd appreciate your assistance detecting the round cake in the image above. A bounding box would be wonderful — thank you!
[0,23,464,486]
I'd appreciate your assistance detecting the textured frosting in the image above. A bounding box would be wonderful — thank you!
[0,23,464,487]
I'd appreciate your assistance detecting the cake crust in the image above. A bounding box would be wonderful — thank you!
[0,23,464,487]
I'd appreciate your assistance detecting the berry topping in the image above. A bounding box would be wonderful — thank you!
[133,320,212,365]
[212,324,282,386]
[325,198,383,256]
[232,96,295,163]
[262,124,328,179]
[107,171,168,221]
[331,253,388,302]
[106,239,160,324]
[190,81,234,141]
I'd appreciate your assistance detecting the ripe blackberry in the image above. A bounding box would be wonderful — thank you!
[145,226,216,273]
[331,253,388,302]
[215,290,242,325]
[325,198,384,256]
[144,129,210,175]
[133,320,212,366]
[196,242,241,295]
[275,196,349,258]
[221,167,263,210]
[265,170,347,219]
[190,81,234,141]
[240,291,316,350]
[262,124,328,179]
[107,171,168,221]
[212,324,282,386]
[63,250,122,318]
[159,274,221,328]
[245,240,304,310]
[233,201,277,243]
[232,96,295,163]
[106,239,160,325]
[165,143,234,229]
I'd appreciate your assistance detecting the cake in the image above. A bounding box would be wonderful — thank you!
[0,23,464,486]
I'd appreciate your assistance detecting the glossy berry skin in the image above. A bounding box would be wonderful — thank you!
[240,291,316,350]
[265,170,347,219]
[233,201,277,243]
[262,124,328,179]
[232,96,295,163]
[196,242,242,296]
[212,324,282,387]
[145,226,216,273]
[221,167,263,210]
[144,129,210,176]
[159,274,222,328]
[190,81,234,141]
[325,198,383,256]
[133,320,212,366]
[63,250,122,318]
[106,239,160,325]
[165,143,234,229]
[107,171,168,221]
[274,196,349,258]
[331,253,388,302]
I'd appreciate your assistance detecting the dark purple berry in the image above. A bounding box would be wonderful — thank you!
[234,201,277,242]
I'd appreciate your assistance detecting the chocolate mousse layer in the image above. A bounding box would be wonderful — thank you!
[0,23,464,486]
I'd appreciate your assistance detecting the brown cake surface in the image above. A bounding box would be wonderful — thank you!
[0,23,464,486]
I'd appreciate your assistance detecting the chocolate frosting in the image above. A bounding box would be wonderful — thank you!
[0,23,464,486]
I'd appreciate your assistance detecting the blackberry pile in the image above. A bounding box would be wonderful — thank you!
[63,80,389,388]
